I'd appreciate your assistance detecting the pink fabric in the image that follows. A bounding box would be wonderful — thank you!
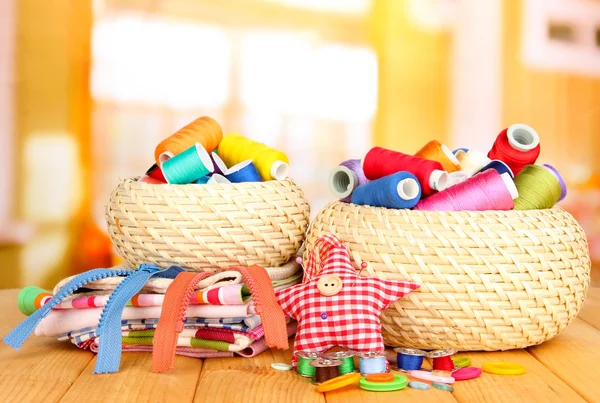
[77,339,234,358]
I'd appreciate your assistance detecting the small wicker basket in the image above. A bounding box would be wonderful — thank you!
[106,178,310,272]
[305,201,591,351]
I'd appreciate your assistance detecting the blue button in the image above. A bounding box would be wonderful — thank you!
[321,313,328,320]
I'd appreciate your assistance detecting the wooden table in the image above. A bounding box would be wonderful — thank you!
[1,288,600,403]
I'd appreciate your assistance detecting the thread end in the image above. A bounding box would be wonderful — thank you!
[507,124,539,152]
[396,178,421,201]
[329,166,358,199]
[207,174,231,185]
[500,173,519,200]
[270,161,289,181]
[429,170,449,191]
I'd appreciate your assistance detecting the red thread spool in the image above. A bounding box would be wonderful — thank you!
[488,124,540,176]
[433,356,455,371]
[363,147,448,196]
[146,163,167,183]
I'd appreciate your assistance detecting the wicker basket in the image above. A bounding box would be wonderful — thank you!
[305,201,591,351]
[106,178,310,272]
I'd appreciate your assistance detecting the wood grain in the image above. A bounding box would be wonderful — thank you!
[0,290,94,402]
[528,319,600,402]
[578,287,600,330]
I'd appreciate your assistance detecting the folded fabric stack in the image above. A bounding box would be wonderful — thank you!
[21,261,301,359]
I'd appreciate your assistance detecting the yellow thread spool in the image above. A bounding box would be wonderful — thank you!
[218,133,290,181]
[155,116,223,165]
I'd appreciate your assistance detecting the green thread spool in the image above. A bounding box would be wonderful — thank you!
[325,351,356,375]
[18,286,51,316]
[296,352,320,377]
[514,165,561,210]
[162,142,215,184]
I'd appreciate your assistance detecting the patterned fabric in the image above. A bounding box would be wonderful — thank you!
[275,234,419,358]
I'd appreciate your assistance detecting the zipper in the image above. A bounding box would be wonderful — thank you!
[3,267,134,350]
[94,264,162,374]
[152,271,212,373]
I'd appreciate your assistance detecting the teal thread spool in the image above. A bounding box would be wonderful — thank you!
[296,352,320,378]
[325,351,356,374]
[162,143,214,184]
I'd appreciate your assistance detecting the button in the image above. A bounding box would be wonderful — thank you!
[317,274,343,296]
[321,313,328,320]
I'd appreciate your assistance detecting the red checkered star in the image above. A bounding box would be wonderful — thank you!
[276,234,419,360]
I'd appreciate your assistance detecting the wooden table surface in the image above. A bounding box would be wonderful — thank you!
[1,288,600,403]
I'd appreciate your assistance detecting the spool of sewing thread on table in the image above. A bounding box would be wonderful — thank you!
[207,174,231,185]
[456,149,491,176]
[363,147,448,196]
[429,349,457,371]
[224,160,262,183]
[218,133,289,181]
[415,140,461,172]
[543,164,567,201]
[476,160,515,178]
[351,172,421,209]
[145,163,167,183]
[513,165,561,210]
[161,143,215,184]
[329,159,370,202]
[296,352,321,377]
[325,351,356,375]
[311,359,342,383]
[415,170,518,212]
[488,124,540,176]
[394,348,426,371]
[358,352,388,375]
[17,286,52,315]
[211,152,228,175]
[154,116,222,165]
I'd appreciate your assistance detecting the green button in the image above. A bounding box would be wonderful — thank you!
[452,356,471,368]
[359,374,407,392]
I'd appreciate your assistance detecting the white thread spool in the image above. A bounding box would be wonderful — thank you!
[329,166,359,200]
[429,170,449,191]
[456,149,491,176]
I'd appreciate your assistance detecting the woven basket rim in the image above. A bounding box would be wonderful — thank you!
[127,176,301,191]
[323,200,565,218]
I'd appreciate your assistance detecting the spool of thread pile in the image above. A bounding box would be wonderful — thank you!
[218,134,289,181]
[225,160,262,183]
[456,149,491,176]
[154,116,222,165]
[429,349,457,371]
[363,147,448,196]
[311,359,342,383]
[296,352,320,377]
[351,172,421,209]
[325,351,356,375]
[415,140,461,172]
[329,159,369,202]
[161,143,215,184]
[395,348,426,371]
[17,286,52,316]
[415,170,518,212]
[513,165,561,210]
[488,124,540,176]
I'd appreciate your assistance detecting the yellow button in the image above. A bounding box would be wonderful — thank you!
[317,275,343,296]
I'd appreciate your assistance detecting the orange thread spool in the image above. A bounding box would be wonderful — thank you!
[154,116,223,165]
[415,140,460,172]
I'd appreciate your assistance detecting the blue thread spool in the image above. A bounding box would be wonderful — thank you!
[351,172,421,209]
[453,148,469,155]
[162,143,215,184]
[225,160,262,183]
[195,176,210,184]
[476,160,515,178]
[395,348,426,371]
[358,352,388,375]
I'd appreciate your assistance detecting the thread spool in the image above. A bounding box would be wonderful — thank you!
[218,133,289,181]
[325,351,356,375]
[138,175,165,184]
[415,170,518,212]
[543,164,567,201]
[513,165,561,210]
[415,140,461,172]
[296,352,320,377]
[145,163,167,183]
[453,148,469,155]
[488,124,540,176]
[154,116,222,165]
[363,147,448,196]
[447,171,470,187]
[429,349,457,371]
[17,286,52,316]
[211,152,228,175]
[224,160,262,183]
[351,172,421,209]
[161,143,215,184]
[394,348,426,371]
[311,359,342,384]
[456,149,491,175]
[207,174,231,185]
[358,352,388,375]
[195,176,210,185]
[477,160,515,178]
[329,159,370,202]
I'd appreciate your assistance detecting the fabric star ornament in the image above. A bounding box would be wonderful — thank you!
[275,234,419,360]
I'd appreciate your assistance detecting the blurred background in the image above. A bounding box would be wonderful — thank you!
[0,0,598,289]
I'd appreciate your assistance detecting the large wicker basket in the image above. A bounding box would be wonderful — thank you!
[106,178,310,272]
[306,201,591,351]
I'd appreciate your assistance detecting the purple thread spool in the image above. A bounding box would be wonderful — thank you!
[211,152,228,175]
[329,159,370,202]
[543,164,567,201]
